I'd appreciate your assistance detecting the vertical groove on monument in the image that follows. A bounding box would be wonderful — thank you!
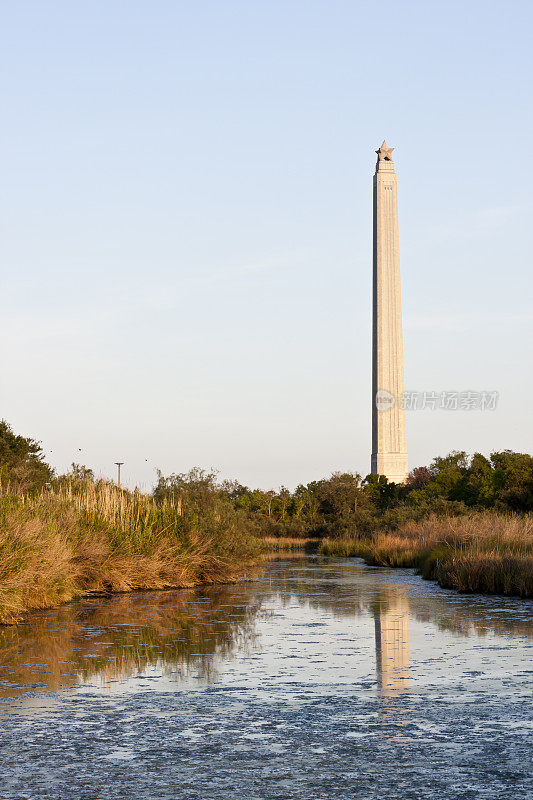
[371,141,408,484]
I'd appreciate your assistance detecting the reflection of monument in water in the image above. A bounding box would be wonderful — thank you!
[374,594,410,696]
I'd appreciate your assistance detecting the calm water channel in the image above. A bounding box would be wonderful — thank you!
[0,556,532,799]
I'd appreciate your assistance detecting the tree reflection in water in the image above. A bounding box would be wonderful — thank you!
[0,558,531,707]
[0,587,261,700]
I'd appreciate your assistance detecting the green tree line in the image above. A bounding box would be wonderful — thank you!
[2,420,532,539]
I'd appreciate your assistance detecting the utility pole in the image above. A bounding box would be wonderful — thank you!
[114,462,124,488]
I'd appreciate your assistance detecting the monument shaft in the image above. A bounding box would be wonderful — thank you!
[371,142,408,483]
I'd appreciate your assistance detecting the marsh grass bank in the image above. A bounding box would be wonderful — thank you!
[258,536,319,552]
[0,479,259,625]
[2,420,533,617]
[319,513,533,597]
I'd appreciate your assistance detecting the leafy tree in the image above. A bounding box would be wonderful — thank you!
[153,467,220,516]
[489,451,533,512]
[463,453,493,506]
[406,466,433,490]
[68,463,95,481]
[362,473,400,511]
[277,486,291,521]
[428,450,469,501]
[318,472,363,520]
[0,420,53,492]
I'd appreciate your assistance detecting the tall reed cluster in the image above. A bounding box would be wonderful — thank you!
[319,512,533,597]
[0,478,259,625]
[258,536,318,552]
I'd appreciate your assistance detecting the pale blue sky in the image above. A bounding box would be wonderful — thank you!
[1,1,532,489]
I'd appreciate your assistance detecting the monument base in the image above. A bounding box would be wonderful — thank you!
[371,453,409,485]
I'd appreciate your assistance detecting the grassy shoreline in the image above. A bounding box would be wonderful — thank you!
[318,513,533,598]
[2,420,533,615]
[258,536,319,551]
[0,480,259,625]
[1,484,532,626]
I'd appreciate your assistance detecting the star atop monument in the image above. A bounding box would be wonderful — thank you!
[376,140,394,161]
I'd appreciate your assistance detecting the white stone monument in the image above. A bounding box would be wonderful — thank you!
[371,141,408,484]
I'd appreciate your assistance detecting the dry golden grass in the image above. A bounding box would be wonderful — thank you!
[319,512,533,597]
[259,536,318,551]
[0,480,259,625]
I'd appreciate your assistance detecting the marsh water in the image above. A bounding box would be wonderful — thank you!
[0,557,532,799]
